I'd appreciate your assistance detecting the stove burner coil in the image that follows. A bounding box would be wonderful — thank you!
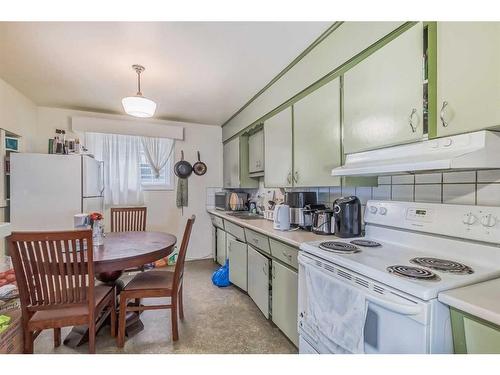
[410,257,474,274]
[387,265,441,281]
[319,241,360,254]
[350,239,382,247]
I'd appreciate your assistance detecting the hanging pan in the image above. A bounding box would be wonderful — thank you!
[174,150,192,178]
[193,151,207,176]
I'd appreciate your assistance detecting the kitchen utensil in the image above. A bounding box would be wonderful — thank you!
[174,150,192,178]
[229,192,239,211]
[312,209,335,235]
[333,196,362,238]
[297,204,326,231]
[273,204,291,231]
[193,151,207,176]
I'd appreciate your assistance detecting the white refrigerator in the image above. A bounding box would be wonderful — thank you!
[10,153,104,231]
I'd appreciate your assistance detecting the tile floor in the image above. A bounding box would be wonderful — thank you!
[34,260,297,354]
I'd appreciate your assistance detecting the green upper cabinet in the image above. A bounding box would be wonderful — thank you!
[248,129,264,175]
[293,78,341,187]
[223,135,258,189]
[436,22,500,137]
[264,107,293,187]
[343,22,424,154]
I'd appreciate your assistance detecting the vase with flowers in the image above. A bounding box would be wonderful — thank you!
[89,212,104,246]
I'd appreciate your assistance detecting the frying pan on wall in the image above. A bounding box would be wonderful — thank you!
[193,151,207,176]
[174,150,192,178]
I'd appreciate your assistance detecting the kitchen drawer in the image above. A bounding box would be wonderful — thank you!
[210,214,224,229]
[244,229,270,255]
[270,238,298,270]
[224,220,246,242]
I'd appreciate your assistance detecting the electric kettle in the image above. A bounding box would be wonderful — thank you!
[273,204,291,231]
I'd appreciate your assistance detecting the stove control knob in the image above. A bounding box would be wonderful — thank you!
[379,207,387,215]
[481,214,497,228]
[368,206,378,214]
[462,212,477,225]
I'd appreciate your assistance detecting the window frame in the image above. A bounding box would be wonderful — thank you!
[139,149,175,191]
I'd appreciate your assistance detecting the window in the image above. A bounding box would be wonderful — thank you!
[140,149,174,190]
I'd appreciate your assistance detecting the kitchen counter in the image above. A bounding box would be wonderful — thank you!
[439,278,500,326]
[207,209,336,248]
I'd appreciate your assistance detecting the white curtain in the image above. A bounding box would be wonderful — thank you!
[85,132,144,206]
[141,137,175,178]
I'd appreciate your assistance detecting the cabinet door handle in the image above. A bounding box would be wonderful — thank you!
[294,171,299,183]
[287,172,292,184]
[440,101,449,127]
[282,251,292,260]
[262,266,268,276]
[409,108,418,133]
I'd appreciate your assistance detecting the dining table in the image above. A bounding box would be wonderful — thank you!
[63,231,177,348]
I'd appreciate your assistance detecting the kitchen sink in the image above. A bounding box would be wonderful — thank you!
[226,212,263,220]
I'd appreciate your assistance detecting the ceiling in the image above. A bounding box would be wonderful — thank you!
[0,22,331,125]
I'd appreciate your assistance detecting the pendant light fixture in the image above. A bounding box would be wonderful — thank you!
[122,64,157,118]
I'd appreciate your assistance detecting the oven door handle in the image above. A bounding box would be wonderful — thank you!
[365,294,422,316]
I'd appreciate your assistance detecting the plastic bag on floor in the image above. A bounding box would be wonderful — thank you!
[212,259,230,287]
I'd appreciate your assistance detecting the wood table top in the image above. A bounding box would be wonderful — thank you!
[93,231,177,273]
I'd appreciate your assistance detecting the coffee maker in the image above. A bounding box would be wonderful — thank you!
[333,196,362,238]
[285,192,319,230]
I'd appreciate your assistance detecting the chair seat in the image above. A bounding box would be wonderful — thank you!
[124,270,174,292]
[29,285,114,326]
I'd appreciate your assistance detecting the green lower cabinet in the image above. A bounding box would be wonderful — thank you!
[247,246,270,319]
[450,308,500,354]
[272,260,299,346]
[227,234,248,292]
[216,227,226,266]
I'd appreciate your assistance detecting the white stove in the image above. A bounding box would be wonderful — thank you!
[298,200,500,354]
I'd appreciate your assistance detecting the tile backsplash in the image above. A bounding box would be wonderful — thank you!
[206,169,500,210]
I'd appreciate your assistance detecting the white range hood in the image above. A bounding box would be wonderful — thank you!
[332,130,500,177]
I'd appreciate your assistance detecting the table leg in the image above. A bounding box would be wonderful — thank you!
[63,271,145,348]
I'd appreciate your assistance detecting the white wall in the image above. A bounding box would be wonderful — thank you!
[0,78,38,150]
[0,78,38,257]
[34,107,223,260]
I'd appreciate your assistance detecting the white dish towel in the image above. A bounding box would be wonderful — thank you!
[304,264,368,353]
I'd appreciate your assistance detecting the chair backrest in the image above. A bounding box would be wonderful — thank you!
[173,215,195,291]
[8,230,95,317]
[110,207,147,232]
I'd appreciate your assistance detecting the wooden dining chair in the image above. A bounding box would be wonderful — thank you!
[8,230,116,354]
[117,215,195,346]
[110,207,147,232]
[111,207,149,273]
